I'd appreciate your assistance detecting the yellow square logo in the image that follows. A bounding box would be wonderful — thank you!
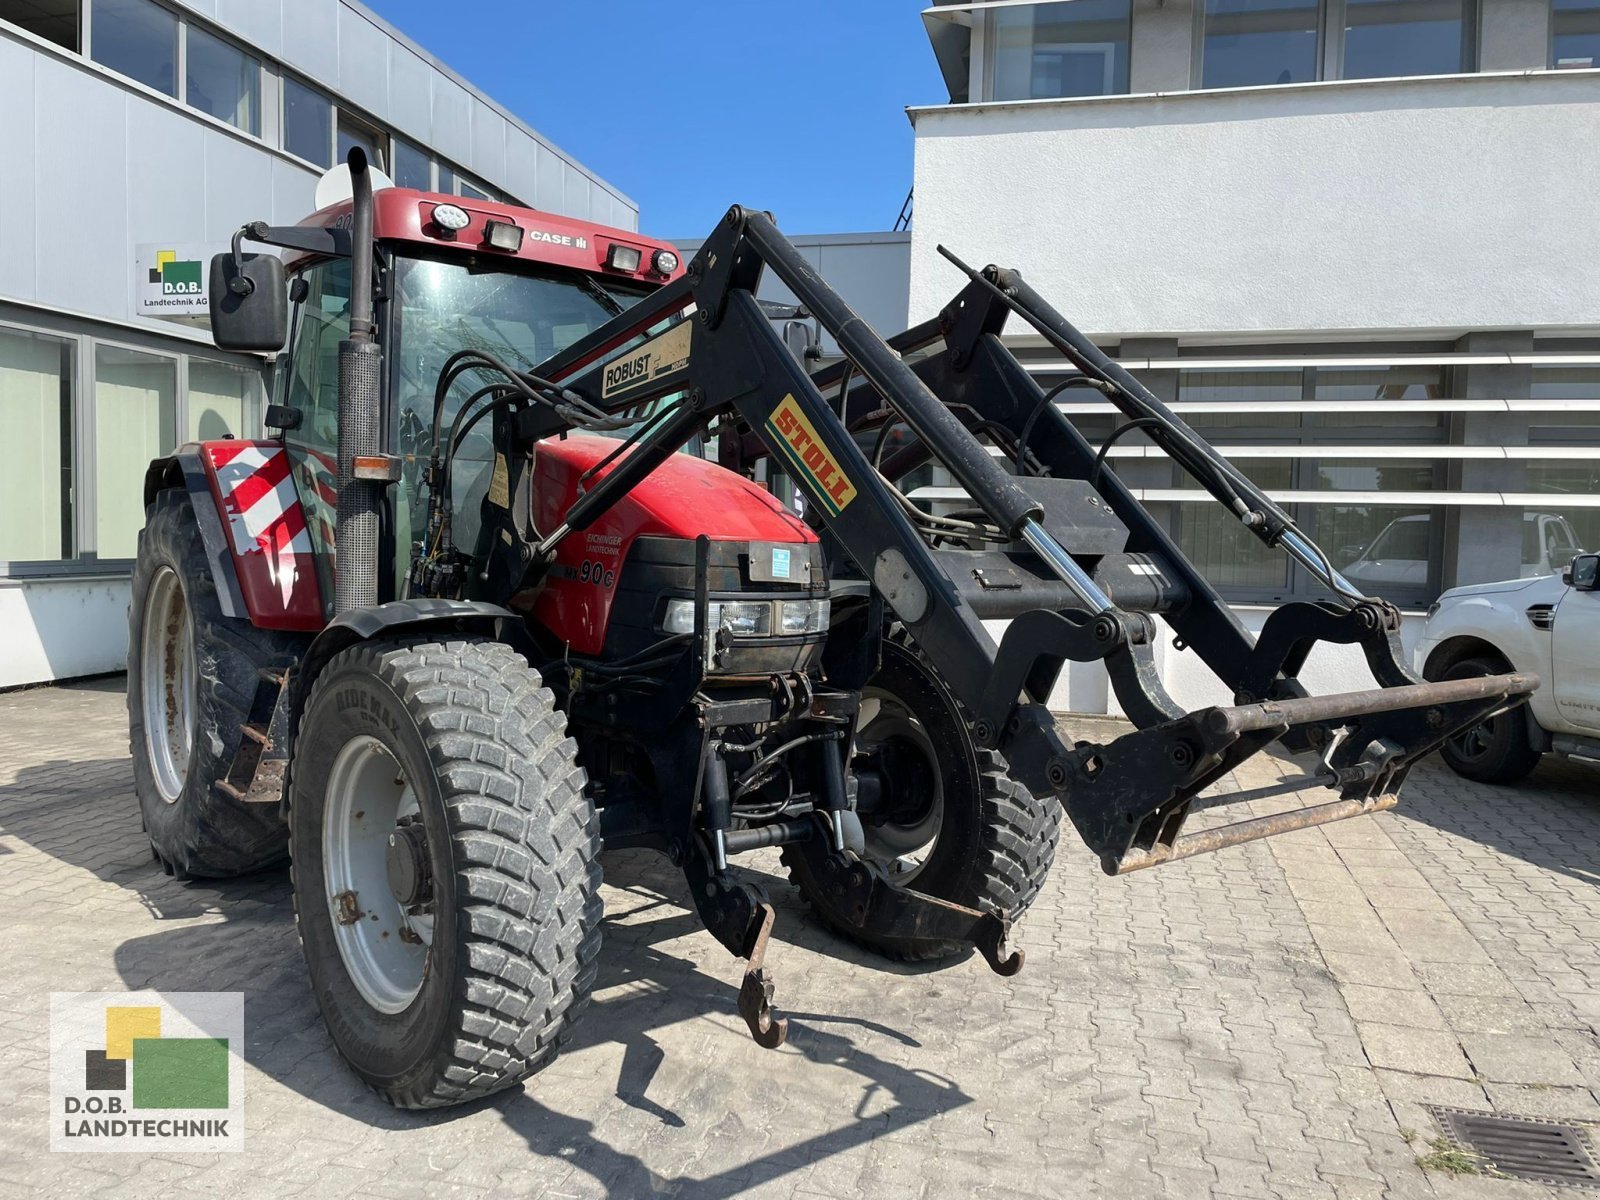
[105,1007,161,1061]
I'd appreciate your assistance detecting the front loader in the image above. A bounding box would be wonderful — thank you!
[129,150,1534,1108]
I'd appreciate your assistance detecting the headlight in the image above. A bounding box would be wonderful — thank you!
[652,249,679,275]
[781,598,830,634]
[662,597,828,637]
[431,203,471,232]
[606,243,643,272]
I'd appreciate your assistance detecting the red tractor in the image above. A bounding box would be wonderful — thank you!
[131,152,1533,1108]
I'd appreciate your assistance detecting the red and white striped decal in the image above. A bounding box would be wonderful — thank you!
[206,442,312,557]
[195,439,327,630]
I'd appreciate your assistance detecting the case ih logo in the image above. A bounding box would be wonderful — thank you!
[49,992,244,1152]
[148,250,202,295]
[766,394,857,516]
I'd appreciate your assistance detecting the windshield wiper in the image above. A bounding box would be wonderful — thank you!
[575,273,627,317]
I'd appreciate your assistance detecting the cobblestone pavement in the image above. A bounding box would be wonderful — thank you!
[1,678,1597,1199]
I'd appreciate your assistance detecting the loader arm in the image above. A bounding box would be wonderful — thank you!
[511,206,1535,875]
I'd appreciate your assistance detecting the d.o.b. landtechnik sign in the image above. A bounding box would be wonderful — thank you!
[133,244,219,319]
[49,991,244,1151]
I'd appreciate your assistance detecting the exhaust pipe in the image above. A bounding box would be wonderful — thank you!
[333,147,382,614]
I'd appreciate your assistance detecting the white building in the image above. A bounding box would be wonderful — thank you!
[0,0,634,688]
[908,0,1600,710]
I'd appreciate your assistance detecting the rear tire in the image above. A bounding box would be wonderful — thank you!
[783,635,1061,961]
[289,637,602,1109]
[1435,656,1542,784]
[127,488,304,877]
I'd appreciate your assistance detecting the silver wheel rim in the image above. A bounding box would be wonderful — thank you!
[322,735,434,1014]
[856,689,945,882]
[140,565,197,804]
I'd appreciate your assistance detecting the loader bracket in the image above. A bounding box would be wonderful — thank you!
[978,608,1184,766]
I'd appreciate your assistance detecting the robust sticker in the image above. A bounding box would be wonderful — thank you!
[772,547,792,579]
[601,321,693,399]
[765,394,858,516]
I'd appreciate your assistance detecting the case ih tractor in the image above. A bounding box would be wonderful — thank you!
[130,152,1534,1108]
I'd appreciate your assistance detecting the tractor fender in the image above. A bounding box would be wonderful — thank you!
[144,449,250,621]
[145,440,328,631]
[280,599,524,815]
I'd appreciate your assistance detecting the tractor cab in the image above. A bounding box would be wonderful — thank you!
[212,168,686,609]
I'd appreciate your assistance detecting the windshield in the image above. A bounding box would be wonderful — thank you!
[389,254,650,571]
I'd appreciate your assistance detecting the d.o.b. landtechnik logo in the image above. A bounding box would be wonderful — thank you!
[49,992,243,1151]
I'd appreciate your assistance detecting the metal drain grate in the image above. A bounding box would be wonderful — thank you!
[1428,1106,1600,1188]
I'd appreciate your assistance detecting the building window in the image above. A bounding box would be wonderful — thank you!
[1341,0,1469,79]
[1198,0,1473,86]
[990,0,1132,100]
[457,176,491,201]
[1553,0,1600,67]
[1,0,80,51]
[188,358,262,442]
[337,112,386,173]
[284,75,332,168]
[184,22,259,135]
[94,344,175,560]
[1159,366,1446,603]
[89,0,177,98]
[391,138,433,191]
[1201,0,1321,89]
[0,327,75,563]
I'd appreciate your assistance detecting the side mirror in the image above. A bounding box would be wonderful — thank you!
[1565,553,1599,591]
[209,251,286,352]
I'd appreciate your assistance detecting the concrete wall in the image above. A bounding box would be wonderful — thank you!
[908,71,1600,338]
[0,577,130,689]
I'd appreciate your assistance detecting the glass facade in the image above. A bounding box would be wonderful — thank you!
[392,138,433,191]
[1553,0,1600,67]
[93,344,176,560]
[991,0,1132,100]
[0,315,263,569]
[0,0,79,50]
[1146,367,1449,602]
[1342,0,1468,79]
[284,75,333,168]
[1202,0,1321,88]
[185,23,259,135]
[0,327,74,563]
[89,0,176,97]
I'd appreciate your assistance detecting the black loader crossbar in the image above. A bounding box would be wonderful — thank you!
[521,206,1536,875]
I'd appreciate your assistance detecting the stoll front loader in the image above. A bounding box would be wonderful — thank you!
[130,151,1534,1108]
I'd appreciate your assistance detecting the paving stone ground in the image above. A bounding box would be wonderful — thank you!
[1,678,1597,1199]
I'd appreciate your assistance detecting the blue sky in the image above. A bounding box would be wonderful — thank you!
[366,1,943,239]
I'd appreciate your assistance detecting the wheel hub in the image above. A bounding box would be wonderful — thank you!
[385,821,432,908]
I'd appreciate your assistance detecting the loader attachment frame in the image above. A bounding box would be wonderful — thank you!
[514,206,1535,876]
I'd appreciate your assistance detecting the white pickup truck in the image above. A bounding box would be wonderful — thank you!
[1416,552,1600,781]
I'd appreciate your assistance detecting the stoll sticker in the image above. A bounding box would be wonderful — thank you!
[50,992,244,1152]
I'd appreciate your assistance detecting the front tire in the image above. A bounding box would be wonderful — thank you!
[127,489,304,877]
[289,637,602,1109]
[784,635,1061,961]
[1435,657,1542,783]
